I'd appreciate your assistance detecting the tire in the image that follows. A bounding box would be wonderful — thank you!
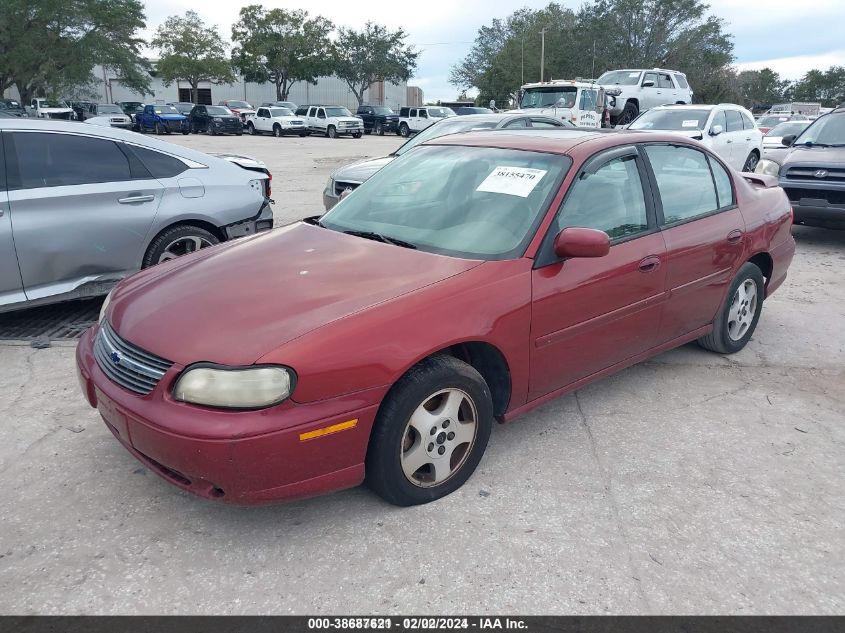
[698,262,765,354]
[742,150,760,172]
[247,122,256,135]
[365,355,493,506]
[236,132,242,136]
[618,102,639,126]
[399,122,410,138]
[375,122,384,136]
[181,130,189,135]
[299,131,307,137]
[353,132,362,138]
[364,128,372,135]
[155,122,164,135]
[142,224,220,268]
[273,124,282,138]
[327,125,337,139]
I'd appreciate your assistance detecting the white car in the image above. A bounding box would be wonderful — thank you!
[27,98,75,120]
[510,80,605,128]
[598,68,693,126]
[296,105,363,138]
[628,103,763,172]
[245,106,307,137]
[397,106,455,137]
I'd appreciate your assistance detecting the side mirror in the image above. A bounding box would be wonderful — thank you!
[781,134,796,147]
[642,80,656,88]
[710,124,723,136]
[553,227,610,259]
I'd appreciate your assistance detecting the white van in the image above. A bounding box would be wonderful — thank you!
[510,80,606,128]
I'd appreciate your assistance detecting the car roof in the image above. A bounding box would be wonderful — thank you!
[424,128,696,156]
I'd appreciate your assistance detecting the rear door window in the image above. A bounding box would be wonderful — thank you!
[644,145,720,224]
[658,74,674,89]
[10,132,132,189]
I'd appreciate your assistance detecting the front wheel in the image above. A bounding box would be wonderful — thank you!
[142,224,220,268]
[327,125,337,139]
[698,262,765,354]
[353,132,362,139]
[375,122,384,136]
[366,355,493,506]
[155,122,165,135]
[399,123,410,138]
[273,124,282,137]
[618,102,639,126]
[247,122,256,135]
[742,151,760,172]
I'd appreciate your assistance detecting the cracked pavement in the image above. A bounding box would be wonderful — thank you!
[0,134,842,614]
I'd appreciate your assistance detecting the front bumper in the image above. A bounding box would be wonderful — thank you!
[780,180,845,228]
[76,326,383,504]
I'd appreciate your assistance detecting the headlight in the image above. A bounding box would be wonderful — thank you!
[755,159,781,177]
[173,365,294,409]
[99,289,114,324]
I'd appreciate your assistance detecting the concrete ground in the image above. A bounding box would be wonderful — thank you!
[0,132,842,615]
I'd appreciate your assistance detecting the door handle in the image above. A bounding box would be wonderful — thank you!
[638,255,661,273]
[118,194,155,204]
[727,229,744,244]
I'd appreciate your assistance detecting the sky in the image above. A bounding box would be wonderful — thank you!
[142,0,845,103]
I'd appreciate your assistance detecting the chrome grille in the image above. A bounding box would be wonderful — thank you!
[94,322,173,395]
[785,166,845,182]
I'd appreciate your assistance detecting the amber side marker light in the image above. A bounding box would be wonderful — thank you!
[299,419,358,442]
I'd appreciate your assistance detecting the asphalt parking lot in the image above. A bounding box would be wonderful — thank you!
[0,132,842,615]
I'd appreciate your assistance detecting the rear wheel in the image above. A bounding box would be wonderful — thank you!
[742,150,760,172]
[698,263,765,354]
[366,355,493,506]
[327,125,337,139]
[142,225,220,268]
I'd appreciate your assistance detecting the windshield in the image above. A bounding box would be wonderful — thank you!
[793,114,845,146]
[758,115,792,128]
[40,100,64,108]
[427,107,454,118]
[520,87,577,109]
[766,121,810,137]
[3,100,21,108]
[598,70,642,85]
[98,105,123,114]
[373,107,395,115]
[226,101,252,109]
[321,145,568,260]
[629,108,711,131]
[269,107,294,117]
[172,103,193,113]
[154,105,180,115]
[326,107,353,117]
[395,118,498,156]
[206,106,231,115]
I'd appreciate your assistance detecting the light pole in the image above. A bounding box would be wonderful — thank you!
[539,28,546,82]
[521,31,524,86]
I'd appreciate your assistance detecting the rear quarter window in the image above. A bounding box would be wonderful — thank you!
[128,145,189,179]
[674,74,689,89]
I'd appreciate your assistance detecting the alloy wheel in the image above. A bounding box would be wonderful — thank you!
[157,235,215,263]
[727,279,758,341]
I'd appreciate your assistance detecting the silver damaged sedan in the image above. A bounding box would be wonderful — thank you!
[0,119,273,313]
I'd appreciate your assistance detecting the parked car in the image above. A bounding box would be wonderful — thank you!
[598,68,693,126]
[219,100,256,127]
[628,104,763,172]
[77,127,794,506]
[136,104,189,135]
[262,101,298,111]
[324,113,573,210]
[27,98,75,120]
[69,101,96,121]
[761,120,812,163]
[512,80,606,128]
[756,113,810,135]
[0,118,273,314]
[455,106,494,115]
[0,99,27,117]
[245,106,307,137]
[83,104,133,130]
[397,106,456,137]
[188,105,242,135]
[295,105,363,138]
[756,108,845,228]
[115,101,144,118]
[355,105,400,135]
[168,102,196,115]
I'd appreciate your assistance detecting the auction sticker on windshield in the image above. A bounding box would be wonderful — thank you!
[682,120,699,128]
[477,166,547,197]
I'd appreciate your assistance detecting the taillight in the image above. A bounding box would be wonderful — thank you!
[789,206,794,224]
[264,170,272,198]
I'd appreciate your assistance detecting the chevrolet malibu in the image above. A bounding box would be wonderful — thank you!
[77,129,795,506]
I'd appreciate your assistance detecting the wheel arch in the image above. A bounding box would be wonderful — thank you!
[626,98,640,110]
[747,251,773,283]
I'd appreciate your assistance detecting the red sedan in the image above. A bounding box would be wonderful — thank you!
[76,129,795,506]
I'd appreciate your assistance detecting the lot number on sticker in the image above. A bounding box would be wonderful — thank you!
[477,166,547,198]
[682,120,699,128]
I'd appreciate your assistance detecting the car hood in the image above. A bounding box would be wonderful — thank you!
[509,107,570,116]
[40,107,73,113]
[336,117,362,123]
[781,145,845,168]
[157,114,186,121]
[109,223,482,366]
[629,128,704,139]
[332,155,396,183]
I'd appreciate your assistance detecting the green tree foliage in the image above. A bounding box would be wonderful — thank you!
[331,22,419,106]
[231,6,334,101]
[791,66,845,107]
[151,11,234,104]
[0,0,149,103]
[451,0,735,105]
[735,68,790,109]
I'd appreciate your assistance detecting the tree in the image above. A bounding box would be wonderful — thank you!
[151,11,234,104]
[331,22,419,106]
[231,6,333,101]
[0,0,149,104]
[791,66,845,107]
[735,68,789,109]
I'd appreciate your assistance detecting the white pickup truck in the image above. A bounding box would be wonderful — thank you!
[295,105,363,138]
[27,98,75,120]
[244,106,307,137]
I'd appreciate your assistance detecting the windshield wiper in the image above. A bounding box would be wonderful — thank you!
[343,230,417,249]
[303,215,325,227]
[797,141,831,148]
